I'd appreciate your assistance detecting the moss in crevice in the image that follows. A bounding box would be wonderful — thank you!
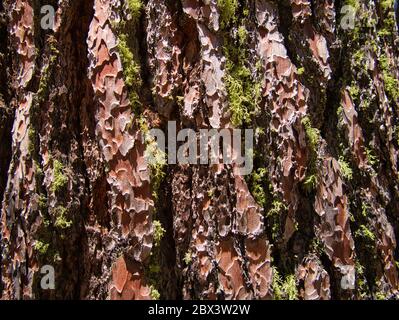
[113,2,143,116]
[301,116,321,193]
[34,240,50,256]
[127,0,143,22]
[217,0,238,29]
[379,54,399,102]
[53,206,72,230]
[365,146,378,168]
[271,267,298,300]
[50,159,68,193]
[248,168,269,208]
[183,250,193,266]
[377,0,396,38]
[117,34,142,114]
[145,218,166,300]
[338,156,354,181]
[152,220,166,247]
[221,9,262,128]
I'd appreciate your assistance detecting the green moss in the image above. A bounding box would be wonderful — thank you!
[117,34,141,89]
[117,34,142,113]
[379,54,399,101]
[301,116,321,193]
[217,0,238,28]
[282,275,298,300]
[224,31,262,127]
[297,67,305,75]
[310,238,324,256]
[365,147,378,167]
[28,127,36,154]
[144,136,167,201]
[183,250,193,265]
[375,291,387,300]
[381,0,394,10]
[145,219,166,299]
[383,72,399,101]
[38,194,47,211]
[153,220,165,247]
[51,160,68,193]
[36,40,59,102]
[266,200,286,241]
[345,0,360,9]
[338,157,353,180]
[249,168,269,208]
[355,261,369,298]
[237,26,247,45]
[302,116,320,151]
[272,267,298,300]
[303,174,317,193]
[34,240,50,256]
[140,115,166,202]
[378,1,396,38]
[54,206,72,229]
[355,224,375,241]
[342,0,360,40]
[150,285,160,300]
[127,0,143,22]
[361,202,369,218]
[349,83,360,102]
[226,65,253,126]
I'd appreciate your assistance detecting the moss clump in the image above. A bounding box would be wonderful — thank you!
[361,203,370,218]
[355,224,375,241]
[355,261,369,298]
[345,0,360,9]
[375,290,387,300]
[224,29,262,127]
[353,49,365,67]
[303,174,317,193]
[183,250,193,265]
[338,157,353,181]
[145,219,166,299]
[249,168,269,208]
[54,206,72,229]
[237,25,247,45]
[127,0,143,21]
[301,116,320,193]
[225,63,255,127]
[51,160,68,193]
[377,1,396,38]
[217,0,238,28]
[365,146,378,167]
[153,220,165,247]
[143,131,167,201]
[150,285,160,300]
[117,34,142,113]
[349,83,360,102]
[302,116,320,151]
[266,200,287,241]
[28,127,36,154]
[379,54,399,101]
[272,267,298,300]
[38,194,47,211]
[34,240,50,256]
[297,67,305,75]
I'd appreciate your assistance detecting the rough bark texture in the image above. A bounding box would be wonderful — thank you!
[0,0,399,300]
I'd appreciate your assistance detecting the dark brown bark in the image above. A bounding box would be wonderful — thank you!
[0,0,399,300]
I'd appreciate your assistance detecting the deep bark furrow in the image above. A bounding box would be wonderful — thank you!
[0,0,398,300]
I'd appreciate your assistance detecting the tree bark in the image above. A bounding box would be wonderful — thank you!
[0,0,399,300]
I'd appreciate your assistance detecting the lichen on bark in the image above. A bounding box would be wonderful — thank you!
[1,0,399,300]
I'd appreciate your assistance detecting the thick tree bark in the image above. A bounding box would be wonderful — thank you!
[0,0,399,300]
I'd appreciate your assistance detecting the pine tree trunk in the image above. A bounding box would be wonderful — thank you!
[0,0,399,300]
